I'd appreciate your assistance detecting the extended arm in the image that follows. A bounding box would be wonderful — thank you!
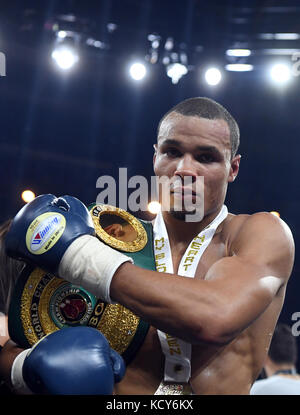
[110,213,294,345]
[5,195,294,347]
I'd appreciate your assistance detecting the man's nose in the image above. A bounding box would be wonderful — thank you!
[174,154,197,183]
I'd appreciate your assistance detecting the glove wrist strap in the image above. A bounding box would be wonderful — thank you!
[58,235,133,303]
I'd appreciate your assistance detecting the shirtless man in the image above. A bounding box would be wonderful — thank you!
[1,97,295,395]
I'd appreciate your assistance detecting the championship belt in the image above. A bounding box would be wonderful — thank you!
[8,204,155,365]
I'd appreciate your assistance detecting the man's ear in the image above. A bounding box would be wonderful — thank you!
[228,154,241,183]
[153,144,157,165]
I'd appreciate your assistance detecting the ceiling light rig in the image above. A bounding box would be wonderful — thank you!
[146,33,161,65]
[270,62,292,85]
[145,35,190,84]
[51,45,79,70]
[225,63,253,72]
[166,62,188,84]
[51,28,81,70]
[47,15,113,71]
[43,16,300,87]
[129,62,147,81]
[163,38,189,84]
[204,67,222,86]
[225,44,254,72]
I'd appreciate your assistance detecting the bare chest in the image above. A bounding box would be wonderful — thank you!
[116,234,227,394]
[171,232,226,279]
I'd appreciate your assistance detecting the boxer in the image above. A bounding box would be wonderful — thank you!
[1,97,295,394]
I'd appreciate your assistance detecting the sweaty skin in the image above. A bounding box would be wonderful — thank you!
[111,114,294,394]
[0,114,294,395]
[113,213,291,394]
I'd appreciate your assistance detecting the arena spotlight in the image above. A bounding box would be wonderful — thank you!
[226,49,251,57]
[204,67,222,86]
[270,63,291,84]
[51,46,79,70]
[21,190,36,203]
[270,211,280,218]
[225,64,253,72]
[57,30,67,39]
[148,201,161,215]
[129,62,147,81]
[166,63,188,84]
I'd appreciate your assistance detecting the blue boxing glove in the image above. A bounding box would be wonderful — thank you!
[5,194,133,303]
[11,326,126,395]
[5,194,95,274]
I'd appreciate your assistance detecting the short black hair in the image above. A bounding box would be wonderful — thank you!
[157,97,240,159]
[268,323,298,365]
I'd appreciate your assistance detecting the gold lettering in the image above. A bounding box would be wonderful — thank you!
[89,316,99,327]
[191,242,201,250]
[182,264,192,271]
[169,347,181,355]
[167,339,180,347]
[94,303,104,316]
[155,237,165,250]
[194,235,205,243]
[184,256,194,264]
[187,249,198,256]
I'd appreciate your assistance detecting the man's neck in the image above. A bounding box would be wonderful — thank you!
[161,206,224,246]
[265,362,296,377]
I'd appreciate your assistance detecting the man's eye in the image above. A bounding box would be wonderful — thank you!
[166,148,181,158]
[197,154,214,163]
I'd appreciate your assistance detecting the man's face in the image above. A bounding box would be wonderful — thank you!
[153,112,240,219]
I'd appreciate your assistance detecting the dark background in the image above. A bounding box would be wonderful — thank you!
[0,0,299,360]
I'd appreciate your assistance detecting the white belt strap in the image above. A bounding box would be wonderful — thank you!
[153,205,228,383]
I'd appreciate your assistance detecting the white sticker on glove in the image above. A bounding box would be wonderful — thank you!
[26,212,66,255]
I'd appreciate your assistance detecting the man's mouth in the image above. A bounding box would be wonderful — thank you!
[171,187,197,196]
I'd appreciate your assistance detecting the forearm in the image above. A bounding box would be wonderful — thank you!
[110,263,222,344]
[110,258,279,345]
[0,340,25,391]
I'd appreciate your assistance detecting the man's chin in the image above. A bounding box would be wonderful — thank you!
[169,208,204,222]
[169,210,187,221]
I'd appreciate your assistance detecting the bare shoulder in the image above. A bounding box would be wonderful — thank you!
[224,211,294,245]
[222,211,294,279]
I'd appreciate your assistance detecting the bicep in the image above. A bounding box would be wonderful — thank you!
[206,255,282,322]
[203,213,294,340]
